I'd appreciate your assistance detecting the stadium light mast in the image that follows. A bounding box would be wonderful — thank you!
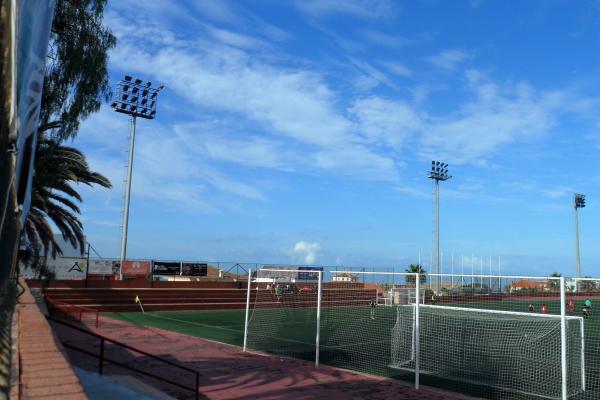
[428,161,452,293]
[573,193,585,283]
[111,76,164,279]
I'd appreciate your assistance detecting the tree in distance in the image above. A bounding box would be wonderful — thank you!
[405,264,427,284]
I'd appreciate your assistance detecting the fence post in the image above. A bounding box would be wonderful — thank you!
[243,268,252,352]
[99,338,105,374]
[415,272,420,390]
[560,276,567,400]
[315,270,322,367]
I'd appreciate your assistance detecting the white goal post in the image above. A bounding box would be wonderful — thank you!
[390,303,585,400]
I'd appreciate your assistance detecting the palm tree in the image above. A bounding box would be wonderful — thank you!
[23,138,111,260]
[405,264,427,284]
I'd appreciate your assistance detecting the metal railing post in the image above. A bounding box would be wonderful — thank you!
[560,277,567,400]
[315,270,322,367]
[99,338,105,374]
[243,268,252,352]
[415,272,420,390]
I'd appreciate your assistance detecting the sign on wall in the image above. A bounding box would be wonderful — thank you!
[121,260,151,276]
[182,263,208,276]
[298,266,323,281]
[88,259,113,275]
[153,261,181,275]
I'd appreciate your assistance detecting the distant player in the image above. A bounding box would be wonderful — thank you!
[568,298,575,313]
[369,298,377,319]
[540,304,548,314]
[275,284,282,303]
[431,292,437,305]
[583,298,592,319]
[528,303,535,312]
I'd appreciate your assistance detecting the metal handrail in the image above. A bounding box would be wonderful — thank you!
[47,316,199,400]
[46,296,100,328]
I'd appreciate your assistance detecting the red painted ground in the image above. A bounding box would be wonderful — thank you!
[51,316,479,400]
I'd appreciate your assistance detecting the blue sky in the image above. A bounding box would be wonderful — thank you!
[73,0,600,276]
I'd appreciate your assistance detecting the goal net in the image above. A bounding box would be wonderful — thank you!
[391,304,585,399]
[245,268,320,361]
[390,286,425,305]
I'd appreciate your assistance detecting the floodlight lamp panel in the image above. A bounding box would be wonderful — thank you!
[134,78,142,84]
[124,75,132,81]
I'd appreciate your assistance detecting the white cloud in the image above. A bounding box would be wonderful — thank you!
[351,96,421,149]
[109,21,404,182]
[419,71,563,164]
[294,0,397,20]
[293,241,321,264]
[192,0,241,24]
[541,186,572,199]
[206,26,267,49]
[360,30,411,48]
[427,49,472,71]
[383,62,413,77]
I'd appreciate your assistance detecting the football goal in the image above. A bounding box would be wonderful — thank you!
[390,304,585,399]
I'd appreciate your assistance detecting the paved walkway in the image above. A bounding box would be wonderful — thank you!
[52,316,480,400]
[13,280,87,399]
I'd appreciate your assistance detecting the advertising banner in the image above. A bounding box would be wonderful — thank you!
[121,260,151,276]
[182,263,208,276]
[153,261,181,275]
[298,266,323,281]
[20,257,87,280]
[88,260,113,275]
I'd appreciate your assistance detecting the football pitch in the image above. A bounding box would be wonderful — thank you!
[105,298,600,400]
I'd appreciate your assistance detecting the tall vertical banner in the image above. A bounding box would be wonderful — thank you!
[121,260,151,277]
[14,0,57,225]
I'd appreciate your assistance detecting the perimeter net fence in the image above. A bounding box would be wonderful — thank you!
[245,269,593,400]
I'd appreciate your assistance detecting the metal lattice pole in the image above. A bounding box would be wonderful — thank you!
[112,76,164,279]
[119,115,136,279]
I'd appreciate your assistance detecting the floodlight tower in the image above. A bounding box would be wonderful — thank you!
[111,76,164,279]
[428,161,452,293]
[573,193,586,283]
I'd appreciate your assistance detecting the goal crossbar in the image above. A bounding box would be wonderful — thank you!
[419,304,584,321]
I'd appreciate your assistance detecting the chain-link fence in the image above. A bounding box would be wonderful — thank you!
[244,268,594,400]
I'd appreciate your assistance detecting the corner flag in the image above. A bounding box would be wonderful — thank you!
[134,295,145,313]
